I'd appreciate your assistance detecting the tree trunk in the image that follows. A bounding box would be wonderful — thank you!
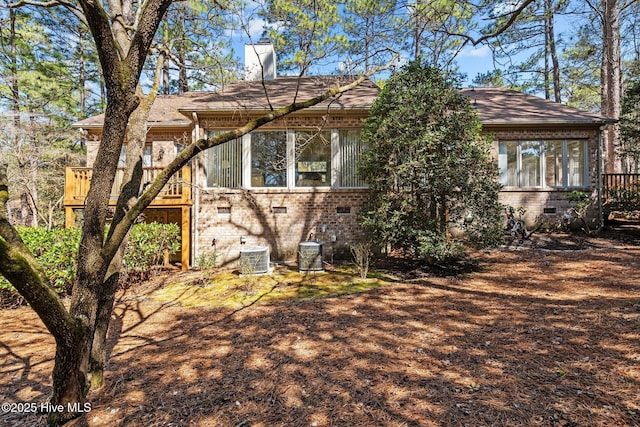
[0,164,88,426]
[547,0,561,103]
[602,0,622,173]
[89,98,149,389]
[79,31,87,119]
[544,0,551,101]
[88,272,118,390]
[10,8,20,129]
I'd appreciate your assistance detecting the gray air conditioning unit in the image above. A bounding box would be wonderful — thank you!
[239,246,270,275]
[298,241,323,272]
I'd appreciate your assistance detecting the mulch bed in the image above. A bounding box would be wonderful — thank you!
[1,228,640,426]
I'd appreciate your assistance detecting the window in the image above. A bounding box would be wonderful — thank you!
[203,128,368,189]
[117,145,153,167]
[499,140,587,188]
[295,131,331,187]
[205,135,242,188]
[544,141,563,187]
[338,130,367,188]
[567,140,586,187]
[251,131,287,187]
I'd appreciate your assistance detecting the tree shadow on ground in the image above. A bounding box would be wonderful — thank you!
[2,246,640,426]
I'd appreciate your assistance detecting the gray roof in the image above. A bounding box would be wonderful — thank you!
[74,81,613,130]
[178,75,380,113]
[461,87,612,126]
[73,76,379,129]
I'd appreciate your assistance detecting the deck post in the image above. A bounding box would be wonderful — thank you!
[181,206,190,270]
[64,207,76,228]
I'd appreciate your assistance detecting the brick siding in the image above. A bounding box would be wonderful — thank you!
[195,188,368,266]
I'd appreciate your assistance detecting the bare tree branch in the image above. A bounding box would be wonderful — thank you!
[450,0,537,46]
[9,0,87,24]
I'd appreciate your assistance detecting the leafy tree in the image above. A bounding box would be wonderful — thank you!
[156,1,239,94]
[484,0,569,101]
[261,0,348,74]
[408,0,476,70]
[359,61,503,263]
[472,68,505,87]
[0,6,86,228]
[561,23,602,111]
[342,0,401,73]
[620,79,640,171]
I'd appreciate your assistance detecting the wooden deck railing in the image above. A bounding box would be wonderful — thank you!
[64,166,192,207]
[602,173,640,202]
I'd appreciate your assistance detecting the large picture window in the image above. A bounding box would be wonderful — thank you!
[251,131,287,187]
[499,140,587,188]
[295,131,331,187]
[203,128,368,189]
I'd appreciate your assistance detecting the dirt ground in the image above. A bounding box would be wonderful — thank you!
[1,227,640,427]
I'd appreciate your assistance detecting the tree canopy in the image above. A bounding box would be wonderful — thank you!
[359,61,503,263]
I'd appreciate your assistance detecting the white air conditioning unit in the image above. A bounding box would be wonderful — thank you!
[298,241,323,272]
[239,246,270,275]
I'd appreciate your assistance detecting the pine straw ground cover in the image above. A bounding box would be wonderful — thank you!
[1,232,640,427]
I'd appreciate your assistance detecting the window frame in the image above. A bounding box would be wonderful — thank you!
[498,139,589,189]
[294,130,333,188]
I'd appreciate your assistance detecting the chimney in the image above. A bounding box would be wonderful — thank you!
[244,38,277,81]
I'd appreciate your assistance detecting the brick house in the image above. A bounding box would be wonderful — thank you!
[65,45,611,268]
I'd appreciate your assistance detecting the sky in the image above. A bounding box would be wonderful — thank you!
[227,1,590,91]
[232,22,499,89]
[455,45,497,87]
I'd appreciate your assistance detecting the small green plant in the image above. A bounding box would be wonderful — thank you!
[196,250,219,278]
[564,191,598,235]
[1,223,181,302]
[350,240,373,279]
[417,232,465,265]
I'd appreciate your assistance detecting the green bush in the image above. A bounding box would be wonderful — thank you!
[358,61,503,265]
[417,231,465,265]
[123,222,181,272]
[1,223,181,301]
[0,227,81,295]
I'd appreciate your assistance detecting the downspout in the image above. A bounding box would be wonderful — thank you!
[193,112,200,267]
[597,124,606,230]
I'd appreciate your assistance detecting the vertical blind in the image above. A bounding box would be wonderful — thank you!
[205,136,242,188]
[339,130,367,188]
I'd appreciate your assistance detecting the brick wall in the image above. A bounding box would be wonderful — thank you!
[194,188,368,266]
[198,112,367,130]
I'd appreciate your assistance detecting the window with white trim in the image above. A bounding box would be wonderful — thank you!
[295,131,331,187]
[499,140,588,188]
[251,131,287,187]
[204,134,242,188]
